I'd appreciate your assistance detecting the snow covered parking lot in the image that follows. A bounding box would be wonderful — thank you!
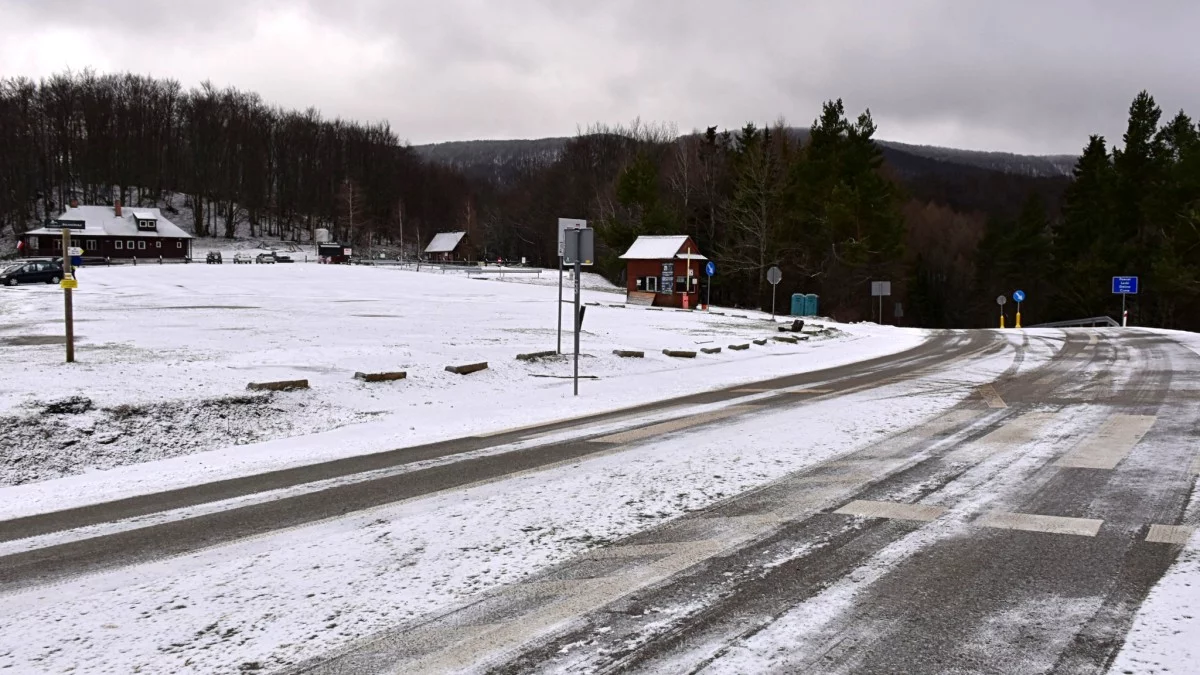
[0,262,920,499]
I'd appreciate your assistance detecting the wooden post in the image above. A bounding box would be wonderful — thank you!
[61,228,74,363]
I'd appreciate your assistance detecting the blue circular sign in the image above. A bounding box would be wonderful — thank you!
[705,261,716,277]
[1013,290,1026,303]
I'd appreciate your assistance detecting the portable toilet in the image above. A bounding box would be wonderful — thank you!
[805,294,819,317]
[791,293,806,316]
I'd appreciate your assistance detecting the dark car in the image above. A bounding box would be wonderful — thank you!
[274,253,294,263]
[206,251,223,264]
[1,261,64,286]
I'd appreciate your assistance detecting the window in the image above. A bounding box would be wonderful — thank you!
[645,276,658,293]
[138,241,146,250]
[85,240,96,250]
[127,240,134,250]
[156,241,161,249]
[115,241,123,250]
[176,242,182,248]
[29,237,39,250]
[52,238,61,250]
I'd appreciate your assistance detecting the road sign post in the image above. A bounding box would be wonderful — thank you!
[557,219,587,354]
[1013,290,1026,328]
[704,261,716,310]
[1112,276,1138,327]
[766,266,782,319]
[564,227,594,396]
[996,295,1007,329]
[870,281,892,324]
[61,228,75,363]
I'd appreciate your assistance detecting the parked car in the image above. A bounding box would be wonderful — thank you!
[1,261,64,286]
[256,252,276,264]
[233,252,253,264]
[206,251,223,264]
[274,253,294,263]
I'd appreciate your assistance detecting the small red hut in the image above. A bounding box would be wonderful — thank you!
[619,235,706,309]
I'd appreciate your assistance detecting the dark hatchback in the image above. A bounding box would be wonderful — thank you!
[1,260,65,286]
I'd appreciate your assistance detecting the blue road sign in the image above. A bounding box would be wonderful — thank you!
[1012,290,1026,303]
[1112,276,1139,294]
[705,261,716,277]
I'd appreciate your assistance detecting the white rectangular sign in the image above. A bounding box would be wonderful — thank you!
[67,247,83,256]
[557,218,587,257]
[871,281,892,297]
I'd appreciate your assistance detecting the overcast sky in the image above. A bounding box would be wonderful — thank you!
[2,0,1198,155]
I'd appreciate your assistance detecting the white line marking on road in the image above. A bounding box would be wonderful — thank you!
[978,384,1007,408]
[977,511,1103,537]
[588,405,758,444]
[941,412,1059,465]
[1145,524,1196,545]
[1189,456,1200,476]
[783,387,835,395]
[833,500,948,523]
[1055,414,1157,470]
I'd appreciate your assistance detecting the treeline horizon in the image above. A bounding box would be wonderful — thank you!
[2,71,1197,330]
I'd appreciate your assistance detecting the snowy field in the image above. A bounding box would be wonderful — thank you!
[0,262,921,504]
[0,330,1037,674]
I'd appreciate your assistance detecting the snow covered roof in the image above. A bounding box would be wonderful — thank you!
[24,206,192,239]
[619,235,707,261]
[425,231,466,254]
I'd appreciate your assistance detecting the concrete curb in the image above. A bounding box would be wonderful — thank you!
[729,344,750,351]
[613,350,645,358]
[516,351,557,362]
[701,347,722,354]
[663,349,697,358]
[446,362,489,375]
[753,339,768,346]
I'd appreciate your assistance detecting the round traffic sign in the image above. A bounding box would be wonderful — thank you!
[996,295,1007,306]
[1013,290,1026,303]
[767,266,782,285]
[705,261,716,277]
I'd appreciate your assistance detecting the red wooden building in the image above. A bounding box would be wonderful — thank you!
[20,202,193,260]
[619,235,707,308]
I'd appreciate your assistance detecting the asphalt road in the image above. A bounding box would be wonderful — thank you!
[0,331,992,590]
[280,330,1200,675]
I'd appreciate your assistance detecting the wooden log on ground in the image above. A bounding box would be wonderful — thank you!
[729,343,750,351]
[247,379,309,392]
[774,336,799,344]
[701,347,722,354]
[613,350,645,358]
[753,339,769,346]
[446,362,489,375]
[662,349,698,358]
[354,371,407,382]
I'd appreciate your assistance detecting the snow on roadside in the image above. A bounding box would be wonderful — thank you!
[0,263,923,514]
[0,339,1032,675]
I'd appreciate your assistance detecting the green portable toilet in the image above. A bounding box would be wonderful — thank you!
[791,293,806,316]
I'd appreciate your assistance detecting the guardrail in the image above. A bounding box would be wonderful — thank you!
[1033,316,1120,328]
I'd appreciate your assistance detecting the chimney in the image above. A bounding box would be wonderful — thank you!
[114,200,122,217]
[69,198,78,209]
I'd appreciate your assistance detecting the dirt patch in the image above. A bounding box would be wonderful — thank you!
[0,393,375,487]
[1,335,80,346]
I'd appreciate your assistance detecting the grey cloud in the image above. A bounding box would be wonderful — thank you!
[2,0,1199,153]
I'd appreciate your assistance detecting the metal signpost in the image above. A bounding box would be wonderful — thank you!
[996,295,1007,328]
[1112,276,1138,327]
[766,266,783,319]
[704,261,716,310]
[563,226,594,396]
[1012,290,1026,328]
[870,281,892,324]
[556,218,586,354]
[60,228,77,362]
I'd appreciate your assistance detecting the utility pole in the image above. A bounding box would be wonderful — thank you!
[61,228,75,363]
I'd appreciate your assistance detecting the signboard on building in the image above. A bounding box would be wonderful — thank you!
[661,262,675,294]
